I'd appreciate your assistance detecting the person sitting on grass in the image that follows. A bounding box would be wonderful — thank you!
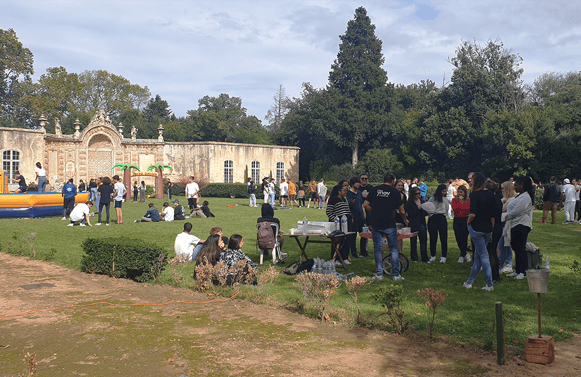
[219,234,258,285]
[195,234,225,265]
[135,203,160,222]
[173,199,186,220]
[200,200,215,218]
[174,222,203,261]
[68,201,93,227]
[160,202,174,222]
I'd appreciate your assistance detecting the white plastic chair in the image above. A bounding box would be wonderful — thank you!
[257,222,282,264]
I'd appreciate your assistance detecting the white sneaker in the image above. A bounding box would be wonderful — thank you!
[502,266,513,274]
[482,285,494,291]
[464,254,471,262]
[462,282,472,289]
[458,257,464,263]
[506,272,517,277]
[61,217,67,221]
[334,260,342,266]
[393,275,405,281]
[105,223,109,226]
[80,224,86,227]
[439,257,446,263]
[514,273,525,279]
[343,260,351,265]
[67,223,74,227]
[372,274,384,281]
[428,256,436,263]
[96,223,102,226]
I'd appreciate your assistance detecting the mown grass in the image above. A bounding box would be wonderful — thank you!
[1,195,580,348]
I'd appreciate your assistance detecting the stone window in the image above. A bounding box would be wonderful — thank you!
[2,150,20,179]
[224,160,233,183]
[251,161,260,183]
[276,162,284,183]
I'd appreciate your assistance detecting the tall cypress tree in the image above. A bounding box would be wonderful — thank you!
[326,7,389,167]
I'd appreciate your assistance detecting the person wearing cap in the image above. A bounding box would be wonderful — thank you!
[562,179,577,224]
[173,199,186,220]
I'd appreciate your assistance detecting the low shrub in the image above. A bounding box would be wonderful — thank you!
[81,237,168,282]
[200,183,264,199]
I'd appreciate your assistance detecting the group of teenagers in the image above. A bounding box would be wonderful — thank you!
[315,172,535,289]
[173,203,285,285]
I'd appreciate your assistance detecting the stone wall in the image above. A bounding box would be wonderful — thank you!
[0,127,45,183]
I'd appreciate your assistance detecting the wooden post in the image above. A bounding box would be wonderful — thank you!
[495,302,505,365]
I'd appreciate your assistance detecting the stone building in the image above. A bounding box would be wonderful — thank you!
[1,110,299,190]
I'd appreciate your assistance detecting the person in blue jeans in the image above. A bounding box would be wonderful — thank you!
[463,172,496,291]
[363,174,408,281]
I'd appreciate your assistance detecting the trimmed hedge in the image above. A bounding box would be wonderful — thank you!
[200,183,265,199]
[81,237,168,282]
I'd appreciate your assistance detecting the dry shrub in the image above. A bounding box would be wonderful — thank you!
[294,272,341,321]
[417,288,448,338]
[345,276,370,323]
[194,258,215,292]
[151,253,165,284]
[24,233,36,258]
[168,254,189,286]
[247,265,280,304]
[22,350,37,376]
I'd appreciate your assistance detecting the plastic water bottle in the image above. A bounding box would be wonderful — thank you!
[544,254,550,270]
[334,217,340,231]
[322,261,329,275]
[303,217,308,233]
[330,261,336,275]
[341,215,348,233]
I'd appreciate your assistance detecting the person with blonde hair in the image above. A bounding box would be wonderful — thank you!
[498,180,517,273]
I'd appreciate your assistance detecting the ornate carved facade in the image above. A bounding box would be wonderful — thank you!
[1,111,299,188]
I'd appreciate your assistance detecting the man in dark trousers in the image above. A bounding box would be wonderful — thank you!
[541,176,561,224]
[364,174,408,281]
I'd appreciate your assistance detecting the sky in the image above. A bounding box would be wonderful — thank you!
[3,0,581,122]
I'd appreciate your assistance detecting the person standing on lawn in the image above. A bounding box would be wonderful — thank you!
[562,178,576,224]
[112,175,125,224]
[185,175,200,216]
[541,176,561,224]
[61,178,77,220]
[307,179,318,208]
[279,178,289,207]
[463,172,496,291]
[347,176,365,259]
[504,176,534,279]
[363,174,408,281]
[96,177,114,226]
[35,162,47,193]
[427,184,450,263]
[317,179,327,210]
[358,173,373,257]
[247,178,257,207]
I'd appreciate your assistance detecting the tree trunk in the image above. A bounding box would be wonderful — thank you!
[352,143,359,169]
[155,168,164,199]
[123,168,132,201]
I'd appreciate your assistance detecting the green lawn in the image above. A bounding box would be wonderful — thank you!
[1,195,580,348]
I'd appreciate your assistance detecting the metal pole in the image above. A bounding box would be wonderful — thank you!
[495,301,504,365]
[538,292,542,338]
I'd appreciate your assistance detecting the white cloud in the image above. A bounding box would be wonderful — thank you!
[2,0,580,120]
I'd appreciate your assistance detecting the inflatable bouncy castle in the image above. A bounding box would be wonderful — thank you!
[0,171,89,218]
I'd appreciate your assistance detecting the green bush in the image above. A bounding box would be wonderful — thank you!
[81,237,168,282]
[200,183,264,199]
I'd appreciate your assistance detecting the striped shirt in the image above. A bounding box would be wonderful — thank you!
[326,196,351,221]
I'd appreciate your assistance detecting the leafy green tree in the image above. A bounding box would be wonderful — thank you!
[0,28,34,125]
[327,6,390,167]
[356,148,403,183]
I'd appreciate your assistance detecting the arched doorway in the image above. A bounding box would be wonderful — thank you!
[88,134,113,179]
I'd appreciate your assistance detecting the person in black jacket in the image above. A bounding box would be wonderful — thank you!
[541,176,561,224]
[407,187,428,262]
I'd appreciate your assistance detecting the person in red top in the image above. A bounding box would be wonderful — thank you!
[452,185,471,263]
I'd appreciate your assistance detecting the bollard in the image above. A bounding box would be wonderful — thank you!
[495,301,505,365]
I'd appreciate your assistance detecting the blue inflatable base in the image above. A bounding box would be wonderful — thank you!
[0,206,63,218]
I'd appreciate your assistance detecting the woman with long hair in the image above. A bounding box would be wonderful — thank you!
[452,185,471,263]
[427,184,450,263]
[463,172,496,291]
[326,183,352,264]
[486,178,503,283]
[347,176,365,259]
[35,162,47,193]
[505,176,534,279]
[395,179,408,254]
[139,181,146,203]
[196,234,224,265]
[498,181,517,273]
[407,186,428,262]
[219,234,258,285]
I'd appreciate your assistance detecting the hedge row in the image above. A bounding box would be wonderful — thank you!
[81,237,168,282]
[199,183,264,199]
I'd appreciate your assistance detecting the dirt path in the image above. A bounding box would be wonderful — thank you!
[1,253,579,377]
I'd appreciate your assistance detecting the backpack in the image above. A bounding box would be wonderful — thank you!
[257,222,275,249]
[526,242,543,270]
